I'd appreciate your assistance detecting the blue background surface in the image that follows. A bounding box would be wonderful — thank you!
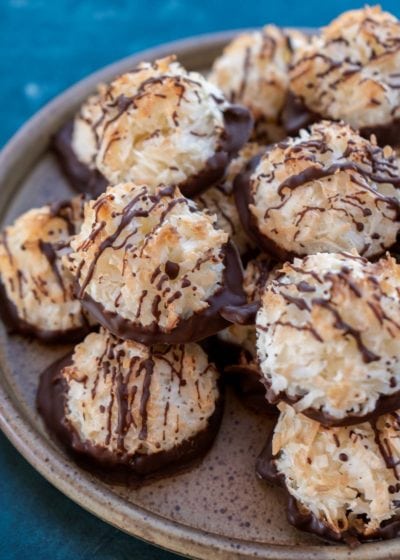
[1,1,400,558]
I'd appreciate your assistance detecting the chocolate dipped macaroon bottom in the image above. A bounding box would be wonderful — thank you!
[79,241,247,345]
[257,403,400,545]
[37,331,223,483]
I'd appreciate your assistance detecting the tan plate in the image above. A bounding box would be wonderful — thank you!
[0,30,399,560]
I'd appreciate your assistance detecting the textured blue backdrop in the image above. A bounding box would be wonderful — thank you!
[1,1,400,558]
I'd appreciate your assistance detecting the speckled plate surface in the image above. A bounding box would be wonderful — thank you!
[1,31,400,560]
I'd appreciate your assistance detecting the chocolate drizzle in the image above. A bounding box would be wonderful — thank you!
[312,298,379,364]
[38,240,65,295]
[138,358,154,441]
[165,260,180,280]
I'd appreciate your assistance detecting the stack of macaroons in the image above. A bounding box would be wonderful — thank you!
[254,249,400,543]
[0,53,257,482]
[3,5,400,544]
[34,173,249,478]
[210,6,400,544]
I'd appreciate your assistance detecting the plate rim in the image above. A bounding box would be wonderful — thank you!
[0,29,399,560]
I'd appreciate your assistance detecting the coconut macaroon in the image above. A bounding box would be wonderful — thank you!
[65,182,246,345]
[0,196,93,343]
[209,26,309,142]
[285,6,400,145]
[195,142,260,256]
[37,329,222,479]
[256,252,400,426]
[257,402,400,543]
[54,56,252,198]
[235,121,400,260]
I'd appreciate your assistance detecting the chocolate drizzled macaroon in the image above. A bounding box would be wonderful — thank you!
[54,56,252,198]
[218,254,278,414]
[284,7,400,144]
[257,252,400,426]
[209,26,309,142]
[0,196,93,343]
[37,329,222,480]
[257,402,400,544]
[195,142,260,256]
[235,121,400,260]
[65,182,246,345]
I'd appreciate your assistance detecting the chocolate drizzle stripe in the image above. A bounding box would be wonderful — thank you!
[312,298,379,363]
[138,358,154,441]
[38,240,66,297]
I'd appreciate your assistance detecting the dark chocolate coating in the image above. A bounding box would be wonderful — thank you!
[52,120,108,198]
[0,277,92,344]
[280,92,320,137]
[264,381,400,427]
[282,91,400,148]
[360,120,400,150]
[226,363,277,416]
[53,105,253,199]
[256,424,400,545]
[37,354,224,484]
[202,336,276,416]
[179,104,253,198]
[201,335,243,372]
[79,241,247,345]
[220,301,260,326]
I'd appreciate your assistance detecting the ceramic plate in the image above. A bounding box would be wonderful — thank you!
[0,30,399,560]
